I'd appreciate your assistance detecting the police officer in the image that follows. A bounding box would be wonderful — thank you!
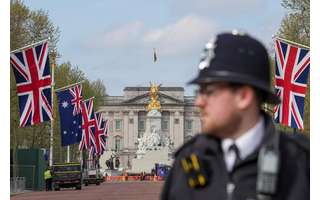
[44,166,52,191]
[161,31,309,200]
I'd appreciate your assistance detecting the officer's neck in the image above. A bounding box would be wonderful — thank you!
[225,108,261,140]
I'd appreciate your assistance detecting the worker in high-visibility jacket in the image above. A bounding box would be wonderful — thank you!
[44,167,52,191]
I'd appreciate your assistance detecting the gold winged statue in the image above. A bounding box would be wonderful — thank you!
[147,82,161,111]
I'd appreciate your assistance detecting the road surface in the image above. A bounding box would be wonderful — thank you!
[11,181,164,200]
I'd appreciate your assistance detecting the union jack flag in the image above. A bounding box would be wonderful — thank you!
[70,84,83,115]
[10,41,53,127]
[274,39,310,129]
[79,97,96,150]
[93,112,108,155]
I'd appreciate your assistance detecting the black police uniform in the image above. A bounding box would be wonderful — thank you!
[161,32,309,200]
[161,113,309,200]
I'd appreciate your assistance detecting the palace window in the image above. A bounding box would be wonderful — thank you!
[115,119,122,130]
[185,120,193,130]
[161,111,170,131]
[138,120,145,131]
[161,120,169,130]
[109,120,113,132]
[114,136,122,152]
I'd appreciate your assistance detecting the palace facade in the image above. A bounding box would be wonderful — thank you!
[99,86,201,170]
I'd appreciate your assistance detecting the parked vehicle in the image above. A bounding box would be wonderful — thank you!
[52,163,82,190]
[155,163,171,179]
[83,167,104,186]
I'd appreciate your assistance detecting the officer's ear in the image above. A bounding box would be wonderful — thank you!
[234,86,257,110]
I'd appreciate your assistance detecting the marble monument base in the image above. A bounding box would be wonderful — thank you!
[128,146,173,173]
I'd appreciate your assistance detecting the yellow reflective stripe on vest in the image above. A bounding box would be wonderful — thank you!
[44,170,52,180]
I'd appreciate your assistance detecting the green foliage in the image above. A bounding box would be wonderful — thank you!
[10,0,60,52]
[54,62,107,108]
[278,0,309,45]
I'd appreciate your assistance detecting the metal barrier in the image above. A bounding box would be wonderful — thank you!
[10,177,26,194]
[11,165,35,190]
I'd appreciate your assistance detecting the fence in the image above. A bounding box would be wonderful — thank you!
[11,165,35,190]
[105,175,163,182]
[10,177,26,194]
[11,148,47,191]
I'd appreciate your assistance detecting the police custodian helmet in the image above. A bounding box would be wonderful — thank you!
[189,30,280,104]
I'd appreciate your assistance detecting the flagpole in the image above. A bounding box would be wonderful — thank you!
[80,150,82,170]
[10,38,49,54]
[83,96,95,102]
[153,48,157,63]
[55,81,84,92]
[49,49,56,167]
[273,36,310,49]
[80,150,84,172]
[67,146,70,163]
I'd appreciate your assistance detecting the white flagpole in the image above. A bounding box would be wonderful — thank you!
[80,150,83,171]
[54,81,84,92]
[10,39,49,54]
[49,50,56,166]
[67,146,70,163]
[273,36,310,49]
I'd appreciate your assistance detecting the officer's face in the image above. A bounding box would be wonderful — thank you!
[195,83,242,138]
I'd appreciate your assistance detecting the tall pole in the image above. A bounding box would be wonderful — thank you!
[49,50,56,166]
[80,150,84,171]
[67,146,70,162]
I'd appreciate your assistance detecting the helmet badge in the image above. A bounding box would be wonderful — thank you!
[198,38,215,70]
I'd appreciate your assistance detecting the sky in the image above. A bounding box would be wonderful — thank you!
[23,0,288,96]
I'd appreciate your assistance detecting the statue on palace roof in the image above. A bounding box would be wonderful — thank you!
[147,82,161,111]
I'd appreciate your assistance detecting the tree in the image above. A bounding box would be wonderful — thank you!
[280,0,309,44]
[275,0,310,135]
[54,62,107,107]
[10,0,60,52]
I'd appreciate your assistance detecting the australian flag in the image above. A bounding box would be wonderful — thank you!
[56,84,83,146]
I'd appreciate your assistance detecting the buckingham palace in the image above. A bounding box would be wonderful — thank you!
[98,85,201,170]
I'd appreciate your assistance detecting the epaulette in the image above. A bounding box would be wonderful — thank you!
[174,134,201,158]
[180,151,209,188]
[285,132,309,152]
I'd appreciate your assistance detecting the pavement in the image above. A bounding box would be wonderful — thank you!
[11,181,164,200]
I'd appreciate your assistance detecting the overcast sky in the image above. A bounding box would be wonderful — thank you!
[25,0,287,96]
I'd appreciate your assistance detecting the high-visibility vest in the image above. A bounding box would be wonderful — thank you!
[44,170,52,180]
